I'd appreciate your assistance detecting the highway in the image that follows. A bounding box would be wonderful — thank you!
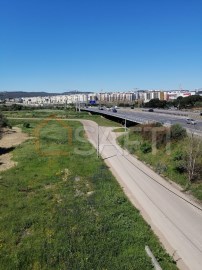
[81,120,202,270]
[82,107,202,135]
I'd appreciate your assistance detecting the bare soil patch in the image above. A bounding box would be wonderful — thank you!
[0,127,29,171]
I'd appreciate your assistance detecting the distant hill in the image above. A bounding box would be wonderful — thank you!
[0,91,92,99]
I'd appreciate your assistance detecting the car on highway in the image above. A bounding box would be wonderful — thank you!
[148,109,154,112]
[112,108,117,113]
[186,118,196,125]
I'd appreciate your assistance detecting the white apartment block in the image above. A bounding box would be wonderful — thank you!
[143,91,164,103]
[19,90,197,106]
[22,93,96,105]
[98,92,135,103]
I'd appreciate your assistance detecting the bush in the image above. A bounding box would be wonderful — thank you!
[140,142,152,153]
[174,162,187,173]
[170,124,187,141]
[0,113,10,138]
[0,113,9,128]
[10,104,23,111]
[156,162,168,174]
[173,151,184,161]
[23,122,30,128]
[195,101,202,108]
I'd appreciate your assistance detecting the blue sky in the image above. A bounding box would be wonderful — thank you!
[0,0,202,92]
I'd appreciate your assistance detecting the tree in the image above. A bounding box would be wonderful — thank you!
[186,133,202,183]
[171,129,202,184]
[173,96,183,109]
[144,98,168,108]
[173,95,202,109]
[170,124,187,141]
[0,113,9,139]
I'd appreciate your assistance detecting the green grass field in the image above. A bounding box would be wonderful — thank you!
[0,119,178,269]
[112,127,127,132]
[5,109,121,127]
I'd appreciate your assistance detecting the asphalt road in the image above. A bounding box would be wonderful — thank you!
[81,120,202,270]
[84,107,202,135]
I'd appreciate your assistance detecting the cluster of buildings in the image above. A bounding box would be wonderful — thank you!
[22,93,96,106]
[2,89,202,106]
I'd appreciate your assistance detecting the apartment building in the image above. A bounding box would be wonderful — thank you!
[143,91,164,103]
[15,89,198,106]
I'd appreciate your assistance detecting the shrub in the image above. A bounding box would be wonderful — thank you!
[0,113,11,138]
[140,142,152,153]
[127,144,138,154]
[23,122,30,128]
[156,162,168,174]
[0,113,9,128]
[174,162,187,173]
[10,104,23,110]
[170,124,187,141]
[173,151,184,161]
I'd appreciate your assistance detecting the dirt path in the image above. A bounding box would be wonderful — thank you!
[0,127,29,172]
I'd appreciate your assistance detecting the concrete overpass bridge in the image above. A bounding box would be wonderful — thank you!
[81,107,157,127]
[81,107,202,136]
